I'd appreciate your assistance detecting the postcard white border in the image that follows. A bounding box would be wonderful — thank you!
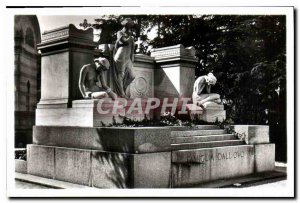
[3,6,295,198]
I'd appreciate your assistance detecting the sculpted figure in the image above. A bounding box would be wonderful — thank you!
[112,18,135,98]
[192,73,221,106]
[79,57,117,99]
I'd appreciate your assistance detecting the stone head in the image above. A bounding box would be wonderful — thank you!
[206,73,217,85]
[94,57,110,71]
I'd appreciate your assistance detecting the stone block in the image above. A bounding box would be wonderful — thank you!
[202,102,224,110]
[95,127,171,153]
[33,126,171,153]
[151,44,197,99]
[132,152,171,188]
[55,147,92,186]
[91,151,171,188]
[36,107,94,127]
[254,144,275,172]
[91,151,131,188]
[15,160,27,174]
[36,99,125,127]
[127,54,155,99]
[27,144,55,179]
[171,145,255,187]
[185,103,203,120]
[233,125,269,144]
[200,108,226,123]
[180,67,195,98]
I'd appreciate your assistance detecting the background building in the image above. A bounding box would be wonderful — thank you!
[14,15,41,148]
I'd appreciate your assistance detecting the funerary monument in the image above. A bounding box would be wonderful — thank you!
[16,21,276,188]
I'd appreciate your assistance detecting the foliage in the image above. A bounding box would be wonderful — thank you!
[214,119,246,140]
[15,149,26,161]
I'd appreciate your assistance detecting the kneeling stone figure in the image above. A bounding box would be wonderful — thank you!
[192,73,221,107]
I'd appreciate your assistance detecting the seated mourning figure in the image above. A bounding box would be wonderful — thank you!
[192,73,222,108]
[79,57,118,100]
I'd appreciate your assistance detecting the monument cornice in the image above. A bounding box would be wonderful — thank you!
[37,24,96,53]
[150,44,198,65]
[153,56,198,65]
[134,54,155,64]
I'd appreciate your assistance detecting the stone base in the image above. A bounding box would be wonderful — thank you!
[27,144,171,188]
[185,103,203,120]
[171,144,275,187]
[26,142,275,188]
[33,126,171,153]
[233,125,270,144]
[200,108,226,123]
[186,103,226,123]
[27,126,275,188]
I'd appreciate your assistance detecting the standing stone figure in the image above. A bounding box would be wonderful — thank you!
[79,57,117,99]
[112,18,136,98]
[192,73,221,106]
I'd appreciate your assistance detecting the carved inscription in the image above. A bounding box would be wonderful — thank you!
[185,149,253,164]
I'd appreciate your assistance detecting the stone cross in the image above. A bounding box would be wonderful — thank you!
[79,19,92,29]
[135,37,144,54]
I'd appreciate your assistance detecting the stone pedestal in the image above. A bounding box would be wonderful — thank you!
[36,99,125,127]
[151,44,197,99]
[199,102,226,122]
[36,99,155,127]
[37,24,96,108]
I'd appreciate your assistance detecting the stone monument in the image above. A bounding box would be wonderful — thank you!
[19,22,278,189]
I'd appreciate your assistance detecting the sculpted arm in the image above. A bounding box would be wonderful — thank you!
[98,71,109,90]
[206,85,211,94]
[99,71,118,100]
[78,66,88,98]
[197,77,206,95]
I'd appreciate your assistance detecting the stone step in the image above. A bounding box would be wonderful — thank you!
[172,134,237,144]
[171,140,245,150]
[171,129,227,137]
[169,125,220,131]
[175,171,286,188]
[15,172,91,189]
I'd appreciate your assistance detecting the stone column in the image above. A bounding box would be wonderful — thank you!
[151,44,197,99]
[37,24,96,108]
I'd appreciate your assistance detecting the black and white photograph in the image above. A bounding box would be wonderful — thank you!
[2,3,295,199]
